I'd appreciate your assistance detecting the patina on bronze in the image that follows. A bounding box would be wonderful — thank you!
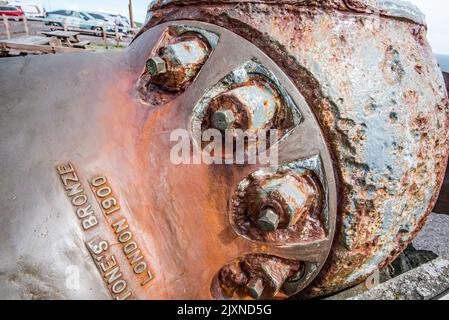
[0,0,448,300]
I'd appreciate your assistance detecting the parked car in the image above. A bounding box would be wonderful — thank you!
[0,5,24,19]
[9,2,44,18]
[82,12,116,32]
[44,10,115,34]
[102,13,132,34]
[86,11,130,34]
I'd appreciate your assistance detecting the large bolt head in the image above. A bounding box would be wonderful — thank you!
[146,57,167,76]
[247,278,264,299]
[256,208,280,232]
[212,109,236,131]
[208,82,280,133]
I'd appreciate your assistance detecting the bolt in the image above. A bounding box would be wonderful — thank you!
[150,37,210,91]
[247,173,321,230]
[212,109,236,131]
[247,278,264,299]
[146,57,167,76]
[256,208,280,232]
[260,259,292,297]
[208,82,280,133]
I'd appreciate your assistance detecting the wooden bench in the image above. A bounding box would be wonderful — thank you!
[72,40,91,49]
[0,35,87,55]
[0,41,85,55]
[41,30,81,47]
[1,36,51,46]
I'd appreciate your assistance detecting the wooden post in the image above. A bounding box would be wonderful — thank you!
[129,0,134,29]
[63,19,67,32]
[23,16,29,36]
[0,42,8,57]
[115,25,120,47]
[3,15,10,40]
[102,24,108,48]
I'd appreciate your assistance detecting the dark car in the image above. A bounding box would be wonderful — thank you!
[0,6,25,19]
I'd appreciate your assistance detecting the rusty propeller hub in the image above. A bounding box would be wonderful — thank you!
[0,0,447,301]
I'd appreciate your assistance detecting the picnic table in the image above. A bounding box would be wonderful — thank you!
[0,35,87,56]
[41,30,90,49]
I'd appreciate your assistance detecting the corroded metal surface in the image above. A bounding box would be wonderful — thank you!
[0,21,337,299]
[143,0,449,297]
[208,82,280,133]
[0,0,448,300]
[149,36,211,91]
[146,0,426,25]
[215,253,303,299]
[231,157,327,245]
[434,67,449,214]
[133,21,339,299]
[191,60,303,162]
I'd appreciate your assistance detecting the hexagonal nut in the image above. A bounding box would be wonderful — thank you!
[208,82,280,132]
[163,39,210,67]
[212,109,236,131]
[151,38,210,91]
[146,57,167,76]
[256,208,280,232]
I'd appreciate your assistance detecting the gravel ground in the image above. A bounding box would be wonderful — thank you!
[414,213,449,258]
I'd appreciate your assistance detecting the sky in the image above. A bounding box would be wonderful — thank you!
[409,0,449,55]
[24,0,449,54]
[39,0,149,23]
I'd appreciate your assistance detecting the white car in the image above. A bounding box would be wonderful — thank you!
[45,10,115,34]
[101,12,131,34]
[85,12,121,33]
[9,1,44,18]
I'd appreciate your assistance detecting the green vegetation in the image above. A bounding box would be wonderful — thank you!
[87,43,127,51]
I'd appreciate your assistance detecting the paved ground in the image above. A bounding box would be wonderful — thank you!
[414,213,449,258]
[350,257,449,300]
[327,216,449,300]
